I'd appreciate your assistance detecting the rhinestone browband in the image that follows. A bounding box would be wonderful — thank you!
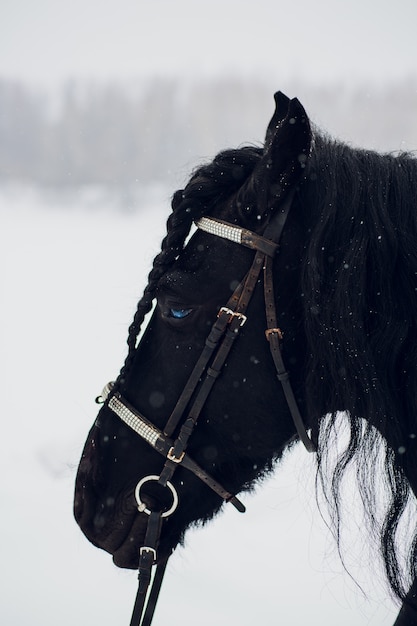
[196,217,243,244]
[195,217,278,257]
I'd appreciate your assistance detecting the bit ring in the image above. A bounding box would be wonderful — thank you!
[134,475,179,518]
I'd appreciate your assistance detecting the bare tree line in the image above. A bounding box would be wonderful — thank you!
[1,76,416,191]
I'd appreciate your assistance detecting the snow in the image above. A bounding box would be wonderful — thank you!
[0,186,398,625]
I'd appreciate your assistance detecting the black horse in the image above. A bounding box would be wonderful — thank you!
[74,92,417,625]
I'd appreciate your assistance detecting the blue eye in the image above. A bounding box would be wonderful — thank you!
[169,308,192,319]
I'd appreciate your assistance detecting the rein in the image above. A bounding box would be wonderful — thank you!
[98,195,316,626]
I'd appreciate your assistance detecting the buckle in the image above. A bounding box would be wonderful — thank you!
[265,328,283,341]
[218,307,247,327]
[140,546,157,562]
[167,446,185,463]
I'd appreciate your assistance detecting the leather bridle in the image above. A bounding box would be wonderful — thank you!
[97,193,316,626]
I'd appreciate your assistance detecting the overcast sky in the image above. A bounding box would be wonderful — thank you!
[1,0,416,88]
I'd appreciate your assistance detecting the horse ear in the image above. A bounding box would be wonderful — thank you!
[264,91,291,148]
[258,92,312,209]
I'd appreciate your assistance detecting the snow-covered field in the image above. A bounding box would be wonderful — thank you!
[1,185,399,625]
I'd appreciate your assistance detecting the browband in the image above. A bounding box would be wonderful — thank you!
[195,217,279,257]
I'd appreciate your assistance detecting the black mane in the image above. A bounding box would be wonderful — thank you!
[302,134,417,600]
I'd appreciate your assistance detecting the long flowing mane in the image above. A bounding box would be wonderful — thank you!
[302,134,417,600]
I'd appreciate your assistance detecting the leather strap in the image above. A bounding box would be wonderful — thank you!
[163,306,235,438]
[263,256,316,452]
[129,511,163,626]
[139,559,168,626]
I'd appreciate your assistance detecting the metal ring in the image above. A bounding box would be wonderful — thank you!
[134,475,179,518]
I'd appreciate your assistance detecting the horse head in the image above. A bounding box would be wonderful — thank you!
[74,92,314,569]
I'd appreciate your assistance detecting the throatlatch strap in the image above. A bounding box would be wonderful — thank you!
[263,256,316,452]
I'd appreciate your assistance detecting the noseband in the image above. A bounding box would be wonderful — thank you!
[98,193,316,626]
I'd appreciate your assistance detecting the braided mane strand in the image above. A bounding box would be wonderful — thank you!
[116,147,262,389]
